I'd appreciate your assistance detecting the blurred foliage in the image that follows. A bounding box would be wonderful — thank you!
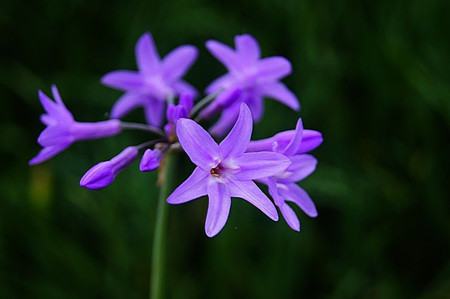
[1,0,450,298]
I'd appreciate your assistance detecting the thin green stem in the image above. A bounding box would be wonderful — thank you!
[121,121,165,136]
[149,150,177,299]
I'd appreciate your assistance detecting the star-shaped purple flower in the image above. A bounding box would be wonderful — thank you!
[257,119,322,231]
[29,85,121,165]
[167,104,291,237]
[102,33,198,126]
[201,34,300,135]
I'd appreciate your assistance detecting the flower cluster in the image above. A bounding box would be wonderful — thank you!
[30,33,322,237]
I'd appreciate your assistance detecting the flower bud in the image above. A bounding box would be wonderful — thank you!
[80,146,138,190]
[139,149,162,172]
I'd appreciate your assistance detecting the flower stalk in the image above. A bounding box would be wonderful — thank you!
[150,149,177,299]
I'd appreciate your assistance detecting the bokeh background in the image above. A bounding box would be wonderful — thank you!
[1,0,449,298]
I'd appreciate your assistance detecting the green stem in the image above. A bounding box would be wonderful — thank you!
[150,150,177,299]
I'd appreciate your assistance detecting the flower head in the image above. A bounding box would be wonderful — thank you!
[201,34,299,135]
[80,146,138,190]
[29,85,121,165]
[102,33,198,126]
[167,104,291,237]
[257,119,322,231]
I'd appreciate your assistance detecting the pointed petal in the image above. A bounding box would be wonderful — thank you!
[246,95,264,122]
[206,40,241,71]
[299,130,323,153]
[172,80,197,98]
[205,74,232,94]
[167,167,208,204]
[280,183,318,217]
[101,71,144,91]
[280,203,300,231]
[235,34,260,62]
[219,104,252,158]
[199,87,241,119]
[234,152,290,180]
[209,104,240,136]
[257,57,292,81]
[283,119,303,155]
[111,93,146,119]
[205,181,231,237]
[284,154,317,182]
[38,126,74,147]
[162,45,198,81]
[51,85,64,106]
[262,82,299,111]
[29,144,70,165]
[143,98,165,126]
[247,129,322,153]
[228,179,278,221]
[135,33,160,74]
[176,119,220,169]
[38,90,72,122]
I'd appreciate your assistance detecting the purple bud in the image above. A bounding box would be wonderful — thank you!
[179,93,194,112]
[140,149,162,172]
[80,146,138,190]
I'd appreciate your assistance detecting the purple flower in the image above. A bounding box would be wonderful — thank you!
[167,104,291,237]
[102,33,198,126]
[29,85,121,165]
[201,34,299,135]
[140,149,162,172]
[80,146,138,190]
[258,119,321,231]
[164,93,194,139]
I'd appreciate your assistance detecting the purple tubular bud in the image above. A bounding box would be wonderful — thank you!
[72,119,122,141]
[139,149,162,172]
[179,93,194,112]
[80,146,138,190]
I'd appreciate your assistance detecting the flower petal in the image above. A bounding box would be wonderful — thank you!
[206,40,241,71]
[29,144,70,165]
[199,87,241,119]
[135,33,160,74]
[279,203,301,231]
[38,90,72,121]
[284,154,317,182]
[219,103,252,159]
[279,183,318,217]
[205,74,232,94]
[111,93,146,119]
[38,126,74,147]
[205,181,231,237]
[234,152,290,180]
[246,95,264,122]
[247,129,322,153]
[257,57,292,81]
[143,98,165,127]
[235,34,260,62]
[101,71,144,91]
[167,167,208,204]
[173,80,197,99]
[283,119,303,156]
[261,82,299,111]
[162,45,198,81]
[176,119,220,169]
[228,179,278,221]
[209,104,240,136]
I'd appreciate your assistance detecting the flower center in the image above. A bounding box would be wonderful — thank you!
[210,164,223,177]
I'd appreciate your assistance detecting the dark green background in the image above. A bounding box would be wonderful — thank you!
[1,0,449,298]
